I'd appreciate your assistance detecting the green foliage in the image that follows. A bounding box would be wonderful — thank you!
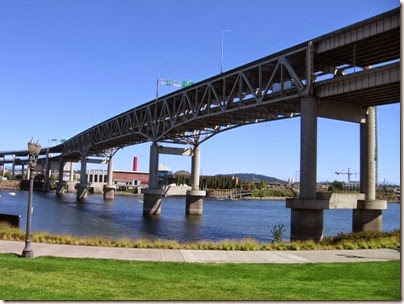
[376,187,399,201]
[34,174,44,182]
[4,171,11,179]
[328,180,345,191]
[323,230,400,244]
[251,188,297,198]
[175,175,190,186]
[270,224,286,243]
[200,175,237,189]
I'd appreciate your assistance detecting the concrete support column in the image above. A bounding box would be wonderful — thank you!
[1,157,5,177]
[191,145,200,190]
[11,156,15,179]
[69,163,74,182]
[149,142,159,189]
[353,107,386,232]
[22,164,26,180]
[186,145,205,215]
[290,96,323,241]
[56,159,66,196]
[142,142,163,215]
[300,96,317,199]
[66,162,76,193]
[103,158,116,200]
[77,157,89,201]
[42,151,50,192]
[359,122,368,194]
[365,107,376,201]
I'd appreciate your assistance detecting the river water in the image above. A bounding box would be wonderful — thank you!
[0,190,400,242]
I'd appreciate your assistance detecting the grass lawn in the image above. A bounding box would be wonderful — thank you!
[0,253,400,300]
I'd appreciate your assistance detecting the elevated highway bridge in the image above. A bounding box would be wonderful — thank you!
[1,8,400,241]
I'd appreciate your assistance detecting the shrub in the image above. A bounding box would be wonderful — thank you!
[270,224,286,243]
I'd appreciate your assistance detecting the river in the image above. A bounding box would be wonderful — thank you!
[0,190,400,242]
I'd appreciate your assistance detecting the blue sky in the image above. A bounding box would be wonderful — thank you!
[0,0,400,184]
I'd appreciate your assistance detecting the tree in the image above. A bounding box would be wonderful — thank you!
[34,174,44,182]
[329,180,345,191]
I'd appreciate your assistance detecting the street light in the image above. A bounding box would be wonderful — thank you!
[21,139,41,258]
[221,29,231,74]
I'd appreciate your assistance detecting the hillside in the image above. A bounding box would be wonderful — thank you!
[217,173,285,183]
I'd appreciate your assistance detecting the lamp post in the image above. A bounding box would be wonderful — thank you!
[221,29,231,74]
[21,139,41,258]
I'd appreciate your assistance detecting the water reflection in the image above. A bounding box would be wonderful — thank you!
[140,215,163,240]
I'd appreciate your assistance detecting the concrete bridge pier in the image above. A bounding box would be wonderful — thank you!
[77,157,89,201]
[103,158,116,200]
[66,162,76,193]
[56,159,66,196]
[42,150,50,192]
[1,157,5,177]
[22,164,25,180]
[11,155,15,179]
[353,107,386,231]
[288,96,324,241]
[142,142,163,215]
[186,145,206,215]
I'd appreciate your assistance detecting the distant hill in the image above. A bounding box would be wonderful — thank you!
[216,173,285,183]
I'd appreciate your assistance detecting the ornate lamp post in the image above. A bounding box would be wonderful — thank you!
[21,139,41,258]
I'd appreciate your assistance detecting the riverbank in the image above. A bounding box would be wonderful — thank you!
[242,196,287,201]
[0,224,399,251]
[0,180,20,190]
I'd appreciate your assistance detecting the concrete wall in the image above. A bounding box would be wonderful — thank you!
[163,185,191,196]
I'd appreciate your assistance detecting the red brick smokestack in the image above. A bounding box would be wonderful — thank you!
[133,157,138,172]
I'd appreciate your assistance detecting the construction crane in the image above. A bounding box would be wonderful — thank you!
[335,168,357,184]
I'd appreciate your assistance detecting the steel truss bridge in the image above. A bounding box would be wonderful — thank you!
[0,8,400,159]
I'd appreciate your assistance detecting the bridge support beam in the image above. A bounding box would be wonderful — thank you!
[77,157,89,201]
[186,145,205,215]
[42,153,50,192]
[42,150,50,192]
[142,142,163,215]
[56,159,66,196]
[1,157,5,177]
[66,162,76,192]
[103,158,116,200]
[353,107,386,232]
[288,96,324,241]
[11,156,15,179]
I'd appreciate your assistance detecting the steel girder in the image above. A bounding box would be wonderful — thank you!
[61,47,308,157]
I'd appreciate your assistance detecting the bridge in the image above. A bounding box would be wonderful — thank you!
[0,8,400,241]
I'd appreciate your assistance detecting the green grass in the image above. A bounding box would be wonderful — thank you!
[0,253,399,300]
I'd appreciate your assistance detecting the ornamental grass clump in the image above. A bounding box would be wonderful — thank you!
[270,224,286,243]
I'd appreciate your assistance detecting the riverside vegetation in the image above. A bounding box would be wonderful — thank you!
[0,223,399,251]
